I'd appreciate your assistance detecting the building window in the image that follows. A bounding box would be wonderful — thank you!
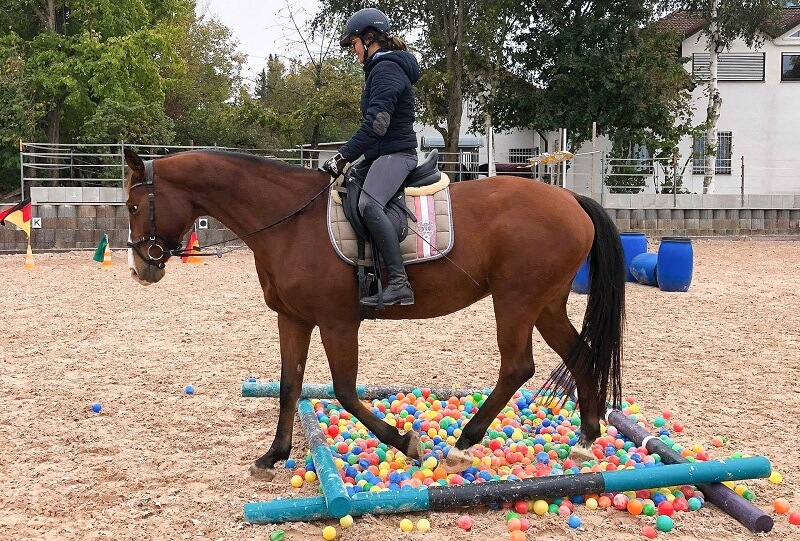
[692,132,732,175]
[782,53,800,81]
[692,53,765,82]
[508,148,535,164]
[789,29,800,39]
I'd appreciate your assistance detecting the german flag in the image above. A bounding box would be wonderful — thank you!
[0,198,32,237]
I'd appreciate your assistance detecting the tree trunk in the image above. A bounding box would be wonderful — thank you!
[442,0,464,179]
[704,1,722,194]
[45,101,62,186]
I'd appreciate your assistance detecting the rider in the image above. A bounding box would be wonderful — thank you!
[320,7,419,307]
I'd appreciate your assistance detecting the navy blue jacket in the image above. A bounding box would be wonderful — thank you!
[339,50,420,162]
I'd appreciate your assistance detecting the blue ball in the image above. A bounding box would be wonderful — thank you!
[285,458,296,469]
[91,402,102,413]
[184,385,195,395]
[248,377,257,382]
[567,515,582,528]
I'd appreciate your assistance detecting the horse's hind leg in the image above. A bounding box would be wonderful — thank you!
[448,298,539,472]
[535,286,602,445]
[318,323,424,462]
[250,313,313,479]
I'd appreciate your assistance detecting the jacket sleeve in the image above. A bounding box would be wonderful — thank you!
[339,61,408,162]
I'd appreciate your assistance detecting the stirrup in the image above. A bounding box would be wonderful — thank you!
[360,285,414,307]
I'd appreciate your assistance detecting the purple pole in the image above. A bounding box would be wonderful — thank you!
[606,409,773,533]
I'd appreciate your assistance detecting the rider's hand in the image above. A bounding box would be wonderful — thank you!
[319,153,349,177]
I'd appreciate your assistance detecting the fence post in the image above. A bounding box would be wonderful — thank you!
[120,141,125,188]
[740,155,745,207]
[19,139,24,196]
[600,153,606,207]
[673,152,678,208]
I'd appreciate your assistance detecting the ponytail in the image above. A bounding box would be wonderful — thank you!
[387,36,408,51]
[363,30,408,52]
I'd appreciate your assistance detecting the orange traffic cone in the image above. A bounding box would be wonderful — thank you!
[183,230,202,264]
[24,243,35,270]
[101,241,113,267]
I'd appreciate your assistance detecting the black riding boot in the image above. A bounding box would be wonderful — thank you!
[360,202,414,307]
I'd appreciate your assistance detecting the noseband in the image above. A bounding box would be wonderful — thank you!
[126,160,182,269]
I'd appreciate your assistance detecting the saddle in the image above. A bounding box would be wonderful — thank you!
[327,150,454,319]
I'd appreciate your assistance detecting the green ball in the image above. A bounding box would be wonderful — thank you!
[656,515,674,532]
[642,503,656,516]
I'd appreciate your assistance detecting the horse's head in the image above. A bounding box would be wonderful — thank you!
[124,148,194,285]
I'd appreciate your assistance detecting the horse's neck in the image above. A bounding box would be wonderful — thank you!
[178,156,328,247]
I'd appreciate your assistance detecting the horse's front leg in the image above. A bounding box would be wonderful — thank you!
[318,322,423,463]
[249,313,313,480]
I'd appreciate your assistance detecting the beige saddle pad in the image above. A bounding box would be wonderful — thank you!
[327,179,454,266]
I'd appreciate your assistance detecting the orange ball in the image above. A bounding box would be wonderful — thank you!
[432,467,448,481]
[509,530,526,541]
[773,498,791,514]
[507,518,522,532]
[627,499,644,516]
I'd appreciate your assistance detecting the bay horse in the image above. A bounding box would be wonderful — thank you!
[123,148,625,478]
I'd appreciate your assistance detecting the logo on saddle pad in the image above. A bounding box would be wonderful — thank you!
[327,184,454,266]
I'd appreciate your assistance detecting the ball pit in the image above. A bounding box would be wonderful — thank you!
[274,387,772,534]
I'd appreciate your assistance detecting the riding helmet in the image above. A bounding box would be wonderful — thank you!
[339,8,390,48]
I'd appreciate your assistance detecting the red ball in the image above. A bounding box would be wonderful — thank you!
[514,500,529,514]
[672,498,689,512]
[672,421,684,432]
[457,515,473,530]
[642,525,658,539]
[657,501,675,516]
[790,511,800,526]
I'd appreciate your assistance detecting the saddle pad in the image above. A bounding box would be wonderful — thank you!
[327,187,454,266]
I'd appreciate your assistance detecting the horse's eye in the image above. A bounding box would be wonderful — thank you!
[128,205,138,214]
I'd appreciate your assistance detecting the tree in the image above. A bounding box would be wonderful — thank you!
[660,0,784,192]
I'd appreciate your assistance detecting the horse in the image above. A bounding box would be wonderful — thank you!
[123,148,625,478]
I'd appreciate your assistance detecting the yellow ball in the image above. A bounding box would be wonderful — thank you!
[769,471,783,484]
[585,497,598,510]
[339,514,353,528]
[322,525,337,540]
[416,518,431,532]
[290,475,304,488]
[533,499,549,516]
[400,518,414,532]
[304,471,317,482]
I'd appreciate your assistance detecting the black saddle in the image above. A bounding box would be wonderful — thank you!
[338,149,442,240]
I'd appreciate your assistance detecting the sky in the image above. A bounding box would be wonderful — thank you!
[199,0,323,83]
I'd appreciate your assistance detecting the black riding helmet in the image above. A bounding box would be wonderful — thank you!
[339,7,390,48]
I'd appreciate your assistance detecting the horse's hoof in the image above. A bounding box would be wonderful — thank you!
[568,445,595,464]
[443,447,474,473]
[404,430,424,461]
[249,463,276,481]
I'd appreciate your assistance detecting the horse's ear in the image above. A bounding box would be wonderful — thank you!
[124,147,145,172]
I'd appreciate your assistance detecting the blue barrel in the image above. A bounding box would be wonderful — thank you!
[657,237,693,292]
[620,232,648,282]
[571,258,590,294]
[629,253,658,286]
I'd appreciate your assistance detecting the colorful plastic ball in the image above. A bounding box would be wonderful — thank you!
[711,436,724,447]
[613,493,629,510]
[285,458,296,469]
[557,505,571,517]
[790,511,800,525]
[514,500,529,514]
[248,377,257,382]
[269,530,285,541]
[567,515,582,529]
[672,421,684,432]
[627,498,643,516]
[642,503,656,516]
[304,470,317,482]
[509,531,526,541]
[339,515,353,528]
[416,518,431,532]
[507,518,522,531]
[773,499,790,514]
[769,471,783,484]
[322,526,336,540]
[457,515,473,530]
[585,497,598,511]
[91,403,102,413]
[688,497,703,511]
[184,385,195,395]
[672,498,689,512]
[399,518,414,532]
[533,500,548,516]
[656,515,674,532]
[657,501,674,517]
[653,416,665,427]
[519,517,530,531]
[641,525,657,539]
[290,475,303,488]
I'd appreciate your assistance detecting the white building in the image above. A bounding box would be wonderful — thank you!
[660,8,800,194]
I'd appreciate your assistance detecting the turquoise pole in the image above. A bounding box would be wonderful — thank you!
[243,489,430,524]
[242,381,486,400]
[297,399,351,518]
[602,456,772,493]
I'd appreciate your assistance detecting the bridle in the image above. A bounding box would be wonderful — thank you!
[126,160,182,269]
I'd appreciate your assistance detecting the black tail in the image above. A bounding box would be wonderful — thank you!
[548,195,625,410]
